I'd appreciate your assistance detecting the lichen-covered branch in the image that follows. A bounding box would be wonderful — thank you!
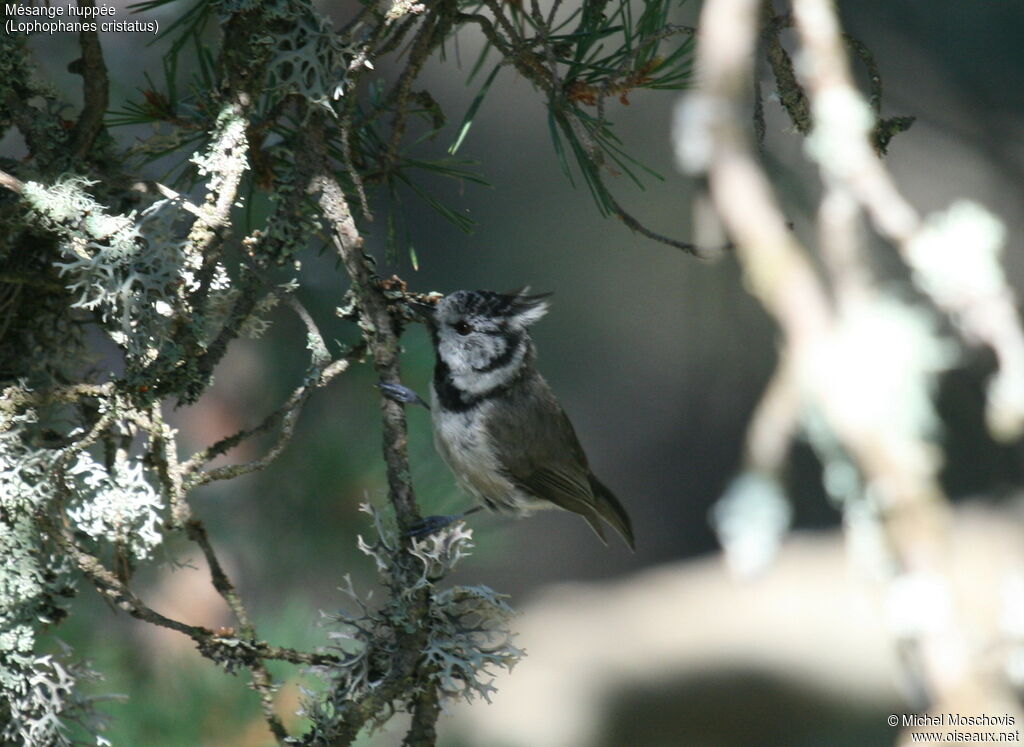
[0,0,705,741]
[760,7,914,155]
[300,111,445,744]
[789,0,1024,442]
[304,118,422,536]
[299,508,520,746]
[762,11,811,136]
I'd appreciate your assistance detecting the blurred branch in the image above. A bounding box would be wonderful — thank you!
[44,506,341,671]
[743,357,799,475]
[760,8,914,154]
[789,0,1024,441]
[687,0,1024,726]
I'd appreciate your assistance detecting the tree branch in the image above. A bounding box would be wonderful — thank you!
[404,685,442,746]
[0,168,26,194]
[304,126,421,536]
[297,109,445,746]
[69,0,109,159]
[689,0,1024,722]
[459,5,717,256]
[182,298,363,487]
[186,518,288,743]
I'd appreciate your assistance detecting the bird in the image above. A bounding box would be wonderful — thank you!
[384,288,634,549]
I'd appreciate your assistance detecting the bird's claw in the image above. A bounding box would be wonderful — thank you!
[378,381,430,409]
[405,514,461,538]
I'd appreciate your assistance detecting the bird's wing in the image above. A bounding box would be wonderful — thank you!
[486,376,634,548]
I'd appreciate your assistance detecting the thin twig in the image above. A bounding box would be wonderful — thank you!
[132,180,205,217]
[187,519,253,633]
[373,15,419,58]
[46,511,340,669]
[762,12,812,136]
[141,402,190,529]
[383,12,446,172]
[339,111,373,221]
[753,77,766,154]
[604,185,717,257]
[842,31,882,115]
[0,169,26,194]
[304,122,421,534]
[186,518,288,743]
[69,0,110,159]
[182,305,362,486]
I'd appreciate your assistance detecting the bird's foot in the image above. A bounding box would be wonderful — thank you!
[378,381,430,410]
[406,514,463,538]
[405,506,482,538]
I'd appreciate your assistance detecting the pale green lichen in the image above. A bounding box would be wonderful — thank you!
[803,298,956,472]
[190,107,249,209]
[385,0,426,22]
[299,505,523,741]
[24,168,256,368]
[215,0,353,111]
[804,87,875,180]
[711,471,792,578]
[905,201,1024,441]
[65,451,166,562]
[421,584,522,703]
[906,201,1006,309]
[22,178,187,365]
[0,408,108,746]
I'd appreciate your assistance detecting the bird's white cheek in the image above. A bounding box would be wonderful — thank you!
[439,332,505,371]
[438,337,472,373]
[437,338,457,367]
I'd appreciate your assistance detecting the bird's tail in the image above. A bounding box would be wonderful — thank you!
[587,474,635,551]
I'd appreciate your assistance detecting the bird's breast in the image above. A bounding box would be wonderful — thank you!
[431,395,535,513]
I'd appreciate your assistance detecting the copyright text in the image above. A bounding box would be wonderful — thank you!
[889,712,1021,743]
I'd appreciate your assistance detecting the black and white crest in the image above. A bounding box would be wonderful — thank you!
[426,289,550,409]
[438,289,551,326]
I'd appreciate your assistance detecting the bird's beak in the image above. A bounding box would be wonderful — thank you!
[407,300,436,323]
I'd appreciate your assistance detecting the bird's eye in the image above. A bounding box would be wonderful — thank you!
[453,320,473,336]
